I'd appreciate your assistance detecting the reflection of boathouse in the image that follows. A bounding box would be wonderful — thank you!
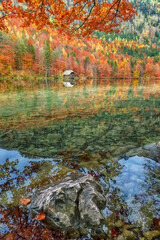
[63,70,76,87]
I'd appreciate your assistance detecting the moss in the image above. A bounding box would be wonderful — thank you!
[143,230,160,240]
[122,229,136,240]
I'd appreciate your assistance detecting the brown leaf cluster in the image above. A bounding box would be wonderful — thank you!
[0,206,64,239]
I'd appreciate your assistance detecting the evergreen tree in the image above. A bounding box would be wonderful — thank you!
[44,39,51,78]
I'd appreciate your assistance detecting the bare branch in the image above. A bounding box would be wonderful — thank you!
[98,0,121,25]
[97,0,121,31]
[73,0,85,7]
[69,0,89,21]
[76,0,96,31]
[72,0,122,33]
[40,0,44,13]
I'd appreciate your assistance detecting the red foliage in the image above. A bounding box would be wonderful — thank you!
[111,227,119,237]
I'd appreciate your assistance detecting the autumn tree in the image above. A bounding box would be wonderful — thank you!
[0,42,15,75]
[0,0,136,37]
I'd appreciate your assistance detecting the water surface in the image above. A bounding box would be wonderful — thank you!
[0,79,160,238]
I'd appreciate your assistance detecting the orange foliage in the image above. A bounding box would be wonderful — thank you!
[0,0,136,37]
[0,18,159,92]
[144,59,154,77]
[0,43,15,75]
[0,206,64,239]
[37,212,46,220]
[20,198,31,205]
[4,233,14,240]
[22,53,34,70]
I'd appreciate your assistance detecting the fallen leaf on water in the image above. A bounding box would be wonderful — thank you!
[37,212,46,220]
[20,198,31,205]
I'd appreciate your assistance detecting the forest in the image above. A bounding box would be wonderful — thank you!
[0,0,159,91]
[0,0,160,240]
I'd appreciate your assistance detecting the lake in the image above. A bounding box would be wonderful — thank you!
[0,79,160,239]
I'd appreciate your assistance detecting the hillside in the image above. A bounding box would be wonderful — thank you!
[124,0,159,43]
[95,0,160,45]
[0,1,159,92]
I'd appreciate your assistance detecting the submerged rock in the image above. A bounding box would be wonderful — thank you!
[123,142,160,163]
[143,230,160,240]
[29,174,106,233]
[122,229,136,240]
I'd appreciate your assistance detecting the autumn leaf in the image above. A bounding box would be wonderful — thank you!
[4,233,14,240]
[0,0,136,37]
[20,198,31,205]
[111,227,119,238]
[153,217,160,225]
[37,212,46,220]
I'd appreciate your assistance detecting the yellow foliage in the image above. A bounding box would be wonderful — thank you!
[62,48,67,58]
[133,70,140,79]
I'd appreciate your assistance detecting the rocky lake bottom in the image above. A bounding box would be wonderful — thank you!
[0,142,160,239]
[0,82,160,239]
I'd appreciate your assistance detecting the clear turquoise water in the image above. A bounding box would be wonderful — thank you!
[0,80,160,238]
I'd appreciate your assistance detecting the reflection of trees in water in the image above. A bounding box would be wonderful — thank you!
[143,159,160,193]
[134,158,160,203]
[0,205,65,239]
[123,158,160,228]
[0,158,68,238]
[102,162,134,231]
[0,156,79,206]
[0,83,160,161]
[0,159,44,194]
[0,152,159,237]
[141,159,160,215]
[0,155,126,239]
[59,151,134,231]
[104,186,133,231]
[1,95,160,162]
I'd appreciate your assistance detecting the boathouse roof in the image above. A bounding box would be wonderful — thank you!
[63,70,75,75]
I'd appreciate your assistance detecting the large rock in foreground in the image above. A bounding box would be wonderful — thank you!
[29,174,106,232]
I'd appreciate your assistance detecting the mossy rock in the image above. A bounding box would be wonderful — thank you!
[143,230,160,240]
[122,229,136,240]
[117,235,125,240]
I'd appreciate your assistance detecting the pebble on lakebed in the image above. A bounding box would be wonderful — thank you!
[112,220,160,240]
